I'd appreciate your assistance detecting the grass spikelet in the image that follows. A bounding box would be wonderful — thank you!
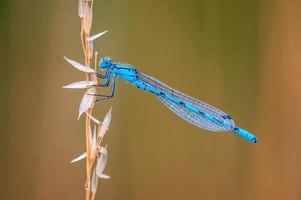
[64,1,111,199]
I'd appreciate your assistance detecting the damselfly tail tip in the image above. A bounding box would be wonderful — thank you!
[233,127,257,144]
[251,137,257,143]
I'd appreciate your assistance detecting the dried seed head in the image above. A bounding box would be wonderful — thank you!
[78,87,96,119]
[96,145,108,177]
[86,112,101,124]
[91,167,98,194]
[99,173,110,179]
[99,146,107,154]
[83,2,93,34]
[70,152,87,163]
[63,80,96,89]
[99,107,112,137]
[89,41,94,60]
[87,30,109,42]
[64,56,95,73]
[90,125,97,158]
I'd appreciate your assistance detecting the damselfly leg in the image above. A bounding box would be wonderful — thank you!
[89,76,116,102]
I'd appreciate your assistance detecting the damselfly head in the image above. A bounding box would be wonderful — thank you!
[99,57,112,69]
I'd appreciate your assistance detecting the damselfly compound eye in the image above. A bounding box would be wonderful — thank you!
[99,57,112,69]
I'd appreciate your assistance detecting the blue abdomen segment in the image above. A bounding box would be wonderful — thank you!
[233,127,257,143]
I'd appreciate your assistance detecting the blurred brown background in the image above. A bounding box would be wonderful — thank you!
[1,0,301,199]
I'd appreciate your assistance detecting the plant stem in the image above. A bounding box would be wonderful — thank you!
[84,30,92,200]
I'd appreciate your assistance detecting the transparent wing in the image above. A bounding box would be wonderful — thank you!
[137,72,235,131]
[158,97,223,131]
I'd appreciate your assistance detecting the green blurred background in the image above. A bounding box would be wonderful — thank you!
[1,0,301,199]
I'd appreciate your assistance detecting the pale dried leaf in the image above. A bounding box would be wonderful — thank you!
[78,0,84,17]
[78,88,96,119]
[91,125,97,158]
[86,112,101,124]
[99,173,110,179]
[87,30,109,42]
[96,146,108,177]
[91,167,98,194]
[70,152,87,163]
[64,56,94,73]
[99,107,112,137]
[63,81,96,89]
[99,146,107,154]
